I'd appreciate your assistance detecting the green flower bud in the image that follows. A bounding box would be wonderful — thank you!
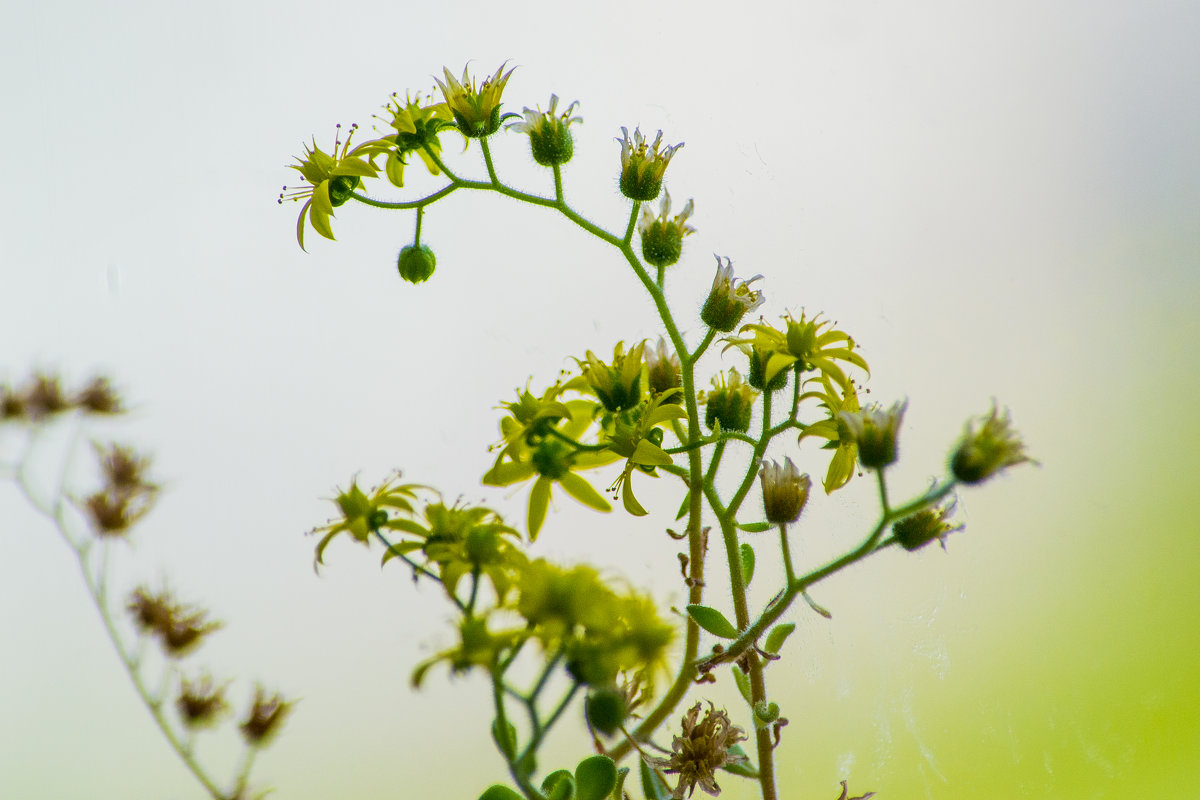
[839,401,907,470]
[397,244,436,284]
[701,256,765,332]
[507,94,581,167]
[951,404,1032,484]
[703,370,756,433]
[759,458,811,524]
[616,127,683,202]
[465,526,501,564]
[585,689,628,737]
[638,190,695,268]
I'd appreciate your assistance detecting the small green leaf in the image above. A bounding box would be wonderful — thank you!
[763,622,796,655]
[731,665,753,706]
[675,489,690,520]
[477,786,524,800]
[739,543,755,586]
[574,755,617,800]
[753,700,779,724]
[686,604,739,639]
[542,770,575,800]
[639,760,671,800]
[737,521,771,533]
[490,717,518,760]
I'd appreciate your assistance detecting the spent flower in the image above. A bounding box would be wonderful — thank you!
[617,126,683,201]
[240,685,293,746]
[507,93,582,166]
[639,189,695,268]
[951,403,1032,484]
[701,256,764,332]
[702,369,756,433]
[838,400,907,470]
[893,499,963,551]
[649,702,748,798]
[760,457,811,524]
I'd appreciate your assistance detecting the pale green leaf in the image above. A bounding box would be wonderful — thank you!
[739,543,755,586]
[686,604,739,639]
[764,622,796,654]
[528,476,551,540]
[574,755,617,800]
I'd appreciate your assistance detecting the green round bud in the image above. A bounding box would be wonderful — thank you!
[640,222,683,268]
[367,509,389,531]
[585,689,628,737]
[620,171,662,202]
[528,125,574,166]
[704,388,753,433]
[397,244,436,284]
[746,347,790,392]
[328,175,360,207]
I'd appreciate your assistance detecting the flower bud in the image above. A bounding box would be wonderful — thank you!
[507,94,581,166]
[327,175,360,207]
[638,190,695,268]
[585,688,628,737]
[950,404,1031,484]
[702,370,756,433]
[616,127,683,201]
[700,256,765,332]
[397,244,436,284]
[839,401,906,470]
[759,458,811,524]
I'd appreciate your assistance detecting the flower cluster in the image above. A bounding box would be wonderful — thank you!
[1,373,121,421]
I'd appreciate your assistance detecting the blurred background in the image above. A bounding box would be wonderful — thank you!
[2,1,1197,798]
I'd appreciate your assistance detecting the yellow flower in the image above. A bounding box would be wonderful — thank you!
[798,373,863,493]
[379,91,454,187]
[435,62,516,138]
[732,311,869,391]
[280,124,381,250]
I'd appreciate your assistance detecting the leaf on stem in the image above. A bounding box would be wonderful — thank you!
[763,622,796,654]
[574,755,617,800]
[686,604,739,639]
[739,543,755,586]
[640,759,671,800]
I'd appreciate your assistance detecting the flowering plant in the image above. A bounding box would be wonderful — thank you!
[5,60,1030,800]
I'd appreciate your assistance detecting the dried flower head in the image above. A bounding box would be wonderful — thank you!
[649,702,748,798]
[176,674,229,729]
[951,403,1032,484]
[240,685,293,746]
[25,373,70,418]
[94,443,155,493]
[162,607,223,657]
[81,490,152,536]
[1,384,26,420]
[75,376,122,414]
[127,587,176,635]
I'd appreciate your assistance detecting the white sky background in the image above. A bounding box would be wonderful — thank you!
[2,1,1198,798]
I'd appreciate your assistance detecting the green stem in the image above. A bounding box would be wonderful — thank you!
[413,205,424,247]
[491,667,545,800]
